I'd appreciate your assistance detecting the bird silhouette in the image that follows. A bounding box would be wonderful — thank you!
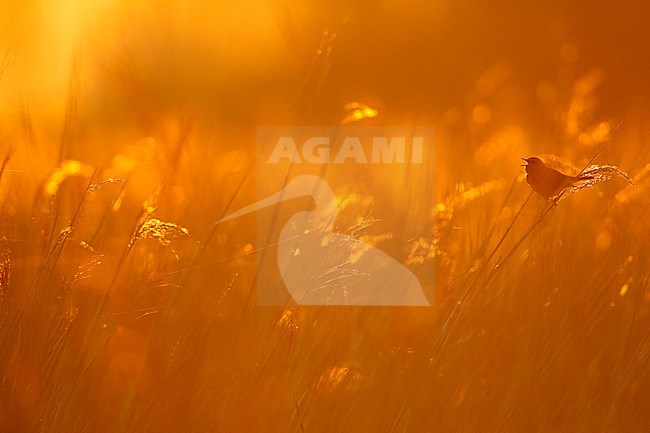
[216,175,430,306]
[522,157,591,199]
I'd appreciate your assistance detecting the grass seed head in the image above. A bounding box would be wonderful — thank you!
[564,164,636,198]
[133,218,190,247]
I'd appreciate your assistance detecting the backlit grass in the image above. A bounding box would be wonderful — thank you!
[1,2,649,432]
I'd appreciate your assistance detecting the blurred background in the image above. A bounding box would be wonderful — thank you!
[2,0,650,196]
[1,0,649,432]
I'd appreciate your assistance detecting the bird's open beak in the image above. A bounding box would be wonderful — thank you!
[520,157,528,166]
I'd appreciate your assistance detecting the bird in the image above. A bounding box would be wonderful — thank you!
[521,157,591,199]
[215,175,430,306]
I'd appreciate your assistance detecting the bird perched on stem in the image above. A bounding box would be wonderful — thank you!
[521,157,591,199]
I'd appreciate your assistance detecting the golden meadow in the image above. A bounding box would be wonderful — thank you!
[1,1,649,432]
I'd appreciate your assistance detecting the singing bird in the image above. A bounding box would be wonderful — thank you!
[522,157,591,199]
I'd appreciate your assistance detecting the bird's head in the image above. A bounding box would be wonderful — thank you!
[521,157,544,167]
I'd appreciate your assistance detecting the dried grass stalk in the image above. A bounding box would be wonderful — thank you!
[563,164,636,198]
[0,237,10,301]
